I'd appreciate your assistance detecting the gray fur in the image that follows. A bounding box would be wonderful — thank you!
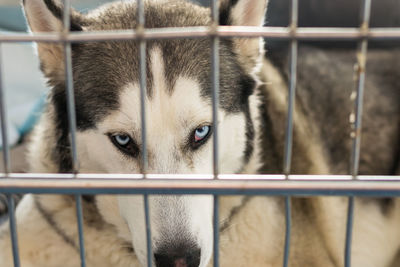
[261,46,400,175]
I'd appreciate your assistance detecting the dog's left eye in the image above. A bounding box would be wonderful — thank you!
[191,125,212,149]
[194,126,210,141]
[109,134,139,157]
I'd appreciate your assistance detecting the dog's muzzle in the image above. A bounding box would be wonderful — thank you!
[154,246,201,267]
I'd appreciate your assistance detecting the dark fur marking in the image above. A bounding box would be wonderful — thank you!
[34,196,79,252]
[82,195,95,203]
[220,196,252,232]
[243,101,254,165]
[379,198,395,215]
[43,0,83,31]
[219,0,240,25]
[240,75,256,165]
[258,86,283,173]
[50,88,73,172]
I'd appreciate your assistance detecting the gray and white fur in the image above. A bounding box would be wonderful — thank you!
[0,0,399,266]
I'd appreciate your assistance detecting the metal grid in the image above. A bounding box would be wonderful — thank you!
[0,0,399,266]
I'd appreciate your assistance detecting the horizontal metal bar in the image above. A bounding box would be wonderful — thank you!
[1,27,400,43]
[1,177,400,196]
[1,173,400,180]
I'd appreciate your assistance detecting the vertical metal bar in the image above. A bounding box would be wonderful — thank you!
[7,195,20,267]
[213,195,219,267]
[137,0,152,266]
[62,1,86,267]
[211,1,219,177]
[137,0,148,173]
[64,44,79,173]
[140,40,152,267]
[211,37,219,177]
[282,197,291,267]
[0,43,21,267]
[344,196,355,267]
[75,195,86,266]
[137,0,145,27]
[211,1,220,266]
[345,1,371,267]
[283,40,297,176]
[139,41,148,174]
[282,1,297,266]
[144,194,152,267]
[284,0,298,176]
[350,41,368,177]
[62,0,78,170]
[141,43,152,267]
[350,0,371,178]
[0,45,10,174]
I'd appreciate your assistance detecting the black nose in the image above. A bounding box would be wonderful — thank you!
[154,247,201,267]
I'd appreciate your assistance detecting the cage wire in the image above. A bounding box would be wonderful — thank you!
[0,0,400,266]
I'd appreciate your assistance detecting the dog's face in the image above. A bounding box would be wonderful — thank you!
[24,0,267,266]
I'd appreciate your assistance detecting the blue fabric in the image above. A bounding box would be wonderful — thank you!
[0,38,48,149]
[18,94,46,135]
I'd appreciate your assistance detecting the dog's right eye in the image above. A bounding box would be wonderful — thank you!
[109,134,139,157]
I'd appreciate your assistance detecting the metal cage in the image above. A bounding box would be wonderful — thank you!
[0,0,400,266]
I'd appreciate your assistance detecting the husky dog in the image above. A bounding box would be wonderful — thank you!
[1,0,400,266]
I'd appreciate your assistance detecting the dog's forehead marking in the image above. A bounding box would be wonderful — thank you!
[100,46,212,144]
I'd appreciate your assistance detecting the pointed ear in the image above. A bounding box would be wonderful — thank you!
[22,0,84,80]
[219,0,268,73]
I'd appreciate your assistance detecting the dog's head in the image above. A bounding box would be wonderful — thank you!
[23,0,267,266]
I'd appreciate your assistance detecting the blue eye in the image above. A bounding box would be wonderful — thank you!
[114,134,130,146]
[194,125,211,143]
[109,134,139,157]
